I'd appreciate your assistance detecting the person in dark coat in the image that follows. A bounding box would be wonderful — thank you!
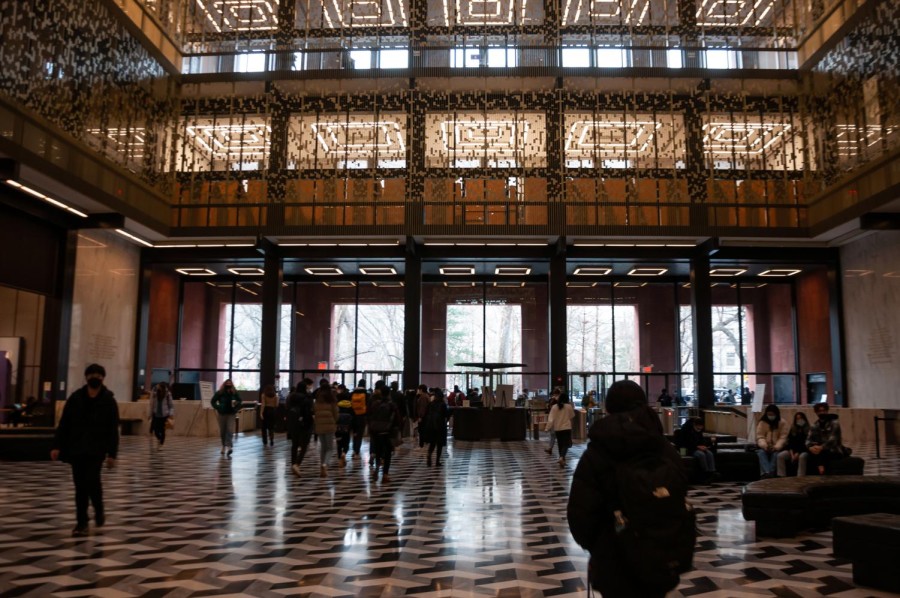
[423,389,450,467]
[679,416,718,480]
[51,363,120,537]
[567,380,685,598]
[286,378,315,476]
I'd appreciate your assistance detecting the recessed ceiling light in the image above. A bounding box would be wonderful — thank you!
[176,268,215,276]
[573,243,605,247]
[360,266,397,275]
[305,267,343,275]
[566,282,597,287]
[439,266,475,275]
[710,268,748,277]
[495,267,531,275]
[759,269,801,277]
[323,281,356,287]
[443,281,476,287]
[615,282,648,288]
[574,267,612,276]
[115,229,154,247]
[227,267,264,275]
[493,282,526,287]
[372,282,404,287]
[6,179,88,218]
[682,282,691,288]
[628,267,668,276]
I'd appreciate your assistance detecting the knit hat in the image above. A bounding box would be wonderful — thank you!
[605,380,647,413]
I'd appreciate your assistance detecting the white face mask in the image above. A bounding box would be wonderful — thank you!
[767,414,776,421]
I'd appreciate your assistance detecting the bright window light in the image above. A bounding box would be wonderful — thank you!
[350,50,372,69]
[562,47,591,67]
[380,49,409,68]
[667,49,683,68]
[293,52,306,70]
[597,48,628,67]
[486,48,518,67]
[234,53,267,73]
[706,49,739,69]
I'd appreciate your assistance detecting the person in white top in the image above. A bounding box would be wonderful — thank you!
[546,391,576,467]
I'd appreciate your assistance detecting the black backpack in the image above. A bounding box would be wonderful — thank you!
[288,393,313,428]
[607,448,697,593]
[368,400,394,434]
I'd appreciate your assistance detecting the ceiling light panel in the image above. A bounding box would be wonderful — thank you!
[439,266,475,275]
[193,0,279,32]
[564,113,685,169]
[176,268,216,276]
[305,266,344,275]
[323,281,357,287]
[290,114,407,169]
[702,114,806,171]
[425,112,546,168]
[562,0,657,25]
[444,281,476,287]
[573,267,612,276]
[695,0,779,27]
[495,267,531,275]
[359,266,398,275]
[372,281,404,287]
[429,0,543,26]
[566,281,597,287]
[177,117,271,172]
[227,267,265,275]
[493,281,526,287]
[710,268,748,276]
[759,269,801,277]
[615,281,648,287]
[628,267,668,276]
[297,0,409,28]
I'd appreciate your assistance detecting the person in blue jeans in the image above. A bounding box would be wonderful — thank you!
[211,379,242,458]
[756,404,788,477]
[679,417,718,481]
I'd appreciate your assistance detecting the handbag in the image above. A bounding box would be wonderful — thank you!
[165,417,174,430]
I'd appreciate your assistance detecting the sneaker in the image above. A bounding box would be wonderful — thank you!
[291,464,301,477]
[227,448,233,458]
[72,525,88,537]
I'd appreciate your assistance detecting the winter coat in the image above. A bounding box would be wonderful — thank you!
[313,388,339,435]
[807,413,844,454]
[756,418,789,451]
[211,390,242,415]
[52,386,120,462]
[286,389,315,433]
[421,398,449,446]
[785,426,809,454]
[567,406,681,598]
[678,420,711,453]
[546,402,575,432]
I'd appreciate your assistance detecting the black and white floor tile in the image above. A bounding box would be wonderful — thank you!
[0,433,898,597]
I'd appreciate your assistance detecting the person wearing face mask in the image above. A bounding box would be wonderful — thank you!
[259,384,279,447]
[776,412,810,476]
[801,402,846,475]
[50,363,119,537]
[211,379,242,457]
[756,404,788,478]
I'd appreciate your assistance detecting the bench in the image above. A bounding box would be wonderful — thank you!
[741,475,900,538]
[0,427,56,460]
[832,513,900,593]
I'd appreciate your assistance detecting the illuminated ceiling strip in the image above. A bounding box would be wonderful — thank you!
[759,269,801,277]
[177,267,215,276]
[495,267,532,275]
[440,266,476,275]
[115,229,154,247]
[5,180,88,218]
[227,267,265,275]
[628,267,668,276]
[574,267,612,275]
[305,267,344,275]
[710,268,748,276]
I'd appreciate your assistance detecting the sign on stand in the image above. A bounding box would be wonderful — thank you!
[748,383,766,440]
[199,381,214,410]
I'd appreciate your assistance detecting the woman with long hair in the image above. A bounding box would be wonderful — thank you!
[547,391,575,467]
[313,378,339,478]
[148,382,174,450]
[756,404,788,477]
[211,379,242,457]
[777,411,810,476]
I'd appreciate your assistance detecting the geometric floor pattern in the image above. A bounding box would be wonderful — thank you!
[1,433,899,597]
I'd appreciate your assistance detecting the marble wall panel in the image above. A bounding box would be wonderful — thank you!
[66,230,140,402]
[841,231,900,409]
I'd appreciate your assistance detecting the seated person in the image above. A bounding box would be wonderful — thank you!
[679,417,718,480]
[756,404,789,478]
[776,411,810,476]
[801,402,847,475]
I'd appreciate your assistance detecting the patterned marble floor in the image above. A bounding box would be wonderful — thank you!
[0,432,898,598]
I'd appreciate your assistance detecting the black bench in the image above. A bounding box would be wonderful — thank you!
[0,427,56,460]
[741,475,900,538]
[832,513,900,593]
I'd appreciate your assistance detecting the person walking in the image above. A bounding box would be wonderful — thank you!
[286,379,315,476]
[314,379,339,478]
[369,385,401,483]
[547,391,575,467]
[422,389,450,467]
[259,384,279,447]
[148,382,174,450]
[50,363,120,537]
[211,379,242,458]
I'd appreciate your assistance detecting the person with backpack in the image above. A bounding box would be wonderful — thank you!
[422,389,450,467]
[286,378,315,477]
[349,379,369,459]
[335,389,354,467]
[314,379,339,478]
[414,384,431,448]
[567,380,696,598]
[368,385,401,483]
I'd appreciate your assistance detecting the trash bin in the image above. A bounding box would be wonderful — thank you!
[659,407,676,435]
[572,410,587,441]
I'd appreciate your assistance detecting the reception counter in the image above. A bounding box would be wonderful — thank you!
[452,407,527,441]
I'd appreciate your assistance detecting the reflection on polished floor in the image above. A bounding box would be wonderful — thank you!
[0,434,898,597]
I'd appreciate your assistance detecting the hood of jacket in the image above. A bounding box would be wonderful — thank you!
[588,406,666,460]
